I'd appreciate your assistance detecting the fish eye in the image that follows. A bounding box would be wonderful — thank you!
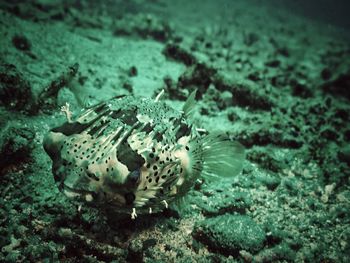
[128,169,141,184]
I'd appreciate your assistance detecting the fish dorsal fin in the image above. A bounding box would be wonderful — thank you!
[154,89,165,102]
[182,89,197,119]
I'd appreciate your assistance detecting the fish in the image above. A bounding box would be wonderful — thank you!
[43,90,245,219]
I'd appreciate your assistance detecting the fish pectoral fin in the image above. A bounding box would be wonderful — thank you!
[191,133,245,179]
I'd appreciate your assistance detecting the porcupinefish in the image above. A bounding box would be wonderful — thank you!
[43,91,244,219]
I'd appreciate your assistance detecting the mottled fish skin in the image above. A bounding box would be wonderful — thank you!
[44,95,201,216]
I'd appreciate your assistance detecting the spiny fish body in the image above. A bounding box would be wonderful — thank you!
[43,92,244,218]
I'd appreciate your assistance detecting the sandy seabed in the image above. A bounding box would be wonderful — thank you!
[0,0,349,262]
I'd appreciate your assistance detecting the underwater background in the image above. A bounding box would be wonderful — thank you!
[0,0,350,262]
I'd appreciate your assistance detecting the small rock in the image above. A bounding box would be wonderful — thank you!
[58,228,72,239]
[128,66,138,77]
[12,35,31,51]
[193,214,266,256]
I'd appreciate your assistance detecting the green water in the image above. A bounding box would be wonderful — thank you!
[0,0,349,262]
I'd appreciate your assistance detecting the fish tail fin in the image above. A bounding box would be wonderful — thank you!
[191,133,245,179]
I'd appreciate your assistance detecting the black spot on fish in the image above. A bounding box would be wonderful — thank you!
[142,123,153,133]
[86,171,99,181]
[88,121,109,136]
[117,141,145,171]
[173,119,191,140]
[51,113,103,136]
[154,132,163,142]
[94,103,109,114]
[119,107,138,125]
[110,109,122,119]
